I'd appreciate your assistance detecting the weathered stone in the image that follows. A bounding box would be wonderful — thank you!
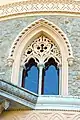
[0,15,80,95]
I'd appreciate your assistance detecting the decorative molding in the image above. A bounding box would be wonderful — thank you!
[7,18,73,66]
[49,113,64,120]
[21,35,62,66]
[7,57,14,67]
[0,0,80,20]
[1,110,80,120]
[27,113,41,120]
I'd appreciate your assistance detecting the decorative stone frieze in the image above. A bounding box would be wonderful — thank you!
[0,0,80,20]
[67,57,74,66]
[1,110,80,120]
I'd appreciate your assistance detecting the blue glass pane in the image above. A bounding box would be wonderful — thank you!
[44,65,59,95]
[24,66,38,94]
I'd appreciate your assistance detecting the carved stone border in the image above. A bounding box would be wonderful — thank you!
[0,0,80,21]
[7,18,73,67]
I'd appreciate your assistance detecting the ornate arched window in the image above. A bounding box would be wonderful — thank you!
[7,19,73,96]
[21,36,61,95]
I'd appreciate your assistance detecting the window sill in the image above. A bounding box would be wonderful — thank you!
[0,79,80,111]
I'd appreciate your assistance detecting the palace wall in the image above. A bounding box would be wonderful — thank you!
[0,15,80,95]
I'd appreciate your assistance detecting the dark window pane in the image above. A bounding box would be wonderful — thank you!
[43,58,59,95]
[24,66,38,93]
[22,59,38,94]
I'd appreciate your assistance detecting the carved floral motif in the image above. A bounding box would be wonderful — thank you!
[21,35,61,65]
[7,19,73,67]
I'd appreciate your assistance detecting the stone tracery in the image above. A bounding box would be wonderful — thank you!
[21,35,61,66]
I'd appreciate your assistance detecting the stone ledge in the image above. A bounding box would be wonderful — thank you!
[1,80,80,111]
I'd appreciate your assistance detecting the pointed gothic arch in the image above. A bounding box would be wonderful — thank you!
[7,18,73,96]
[8,18,73,60]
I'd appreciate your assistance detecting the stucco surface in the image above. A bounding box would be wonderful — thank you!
[0,15,80,95]
[0,110,80,120]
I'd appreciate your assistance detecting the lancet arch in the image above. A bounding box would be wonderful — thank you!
[7,18,74,95]
[8,18,73,61]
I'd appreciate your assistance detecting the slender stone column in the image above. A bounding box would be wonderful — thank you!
[37,64,45,95]
[58,63,62,95]
[19,65,24,87]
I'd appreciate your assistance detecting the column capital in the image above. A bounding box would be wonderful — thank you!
[20,63,26,69]
[37,63,45,68]
[57,63,62,68]
[67,57,74,66]
[7,57,14,67]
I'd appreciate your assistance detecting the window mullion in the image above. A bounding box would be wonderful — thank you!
[38,64,44,95]
[58,64,62,95]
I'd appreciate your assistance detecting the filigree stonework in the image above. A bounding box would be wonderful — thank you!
[21,35,61,66]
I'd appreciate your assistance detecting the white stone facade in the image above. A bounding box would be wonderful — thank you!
[0,0,80,119]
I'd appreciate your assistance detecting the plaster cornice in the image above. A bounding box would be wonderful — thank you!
[0,0,80,21]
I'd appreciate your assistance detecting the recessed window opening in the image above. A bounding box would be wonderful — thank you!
[22,58,39,94]
[22,57,59,95]
[42,58,59,95]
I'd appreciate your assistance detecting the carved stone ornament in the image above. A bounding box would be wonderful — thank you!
[2,100,10,110]
[21,35,62,66]
[8,19,73,61]
[67,57,74,66]
[7,57,14,67]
